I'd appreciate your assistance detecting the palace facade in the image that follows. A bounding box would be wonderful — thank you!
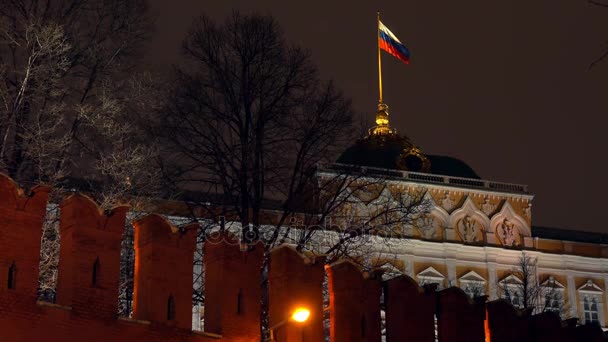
[189,103,607,332]
[323,103,608,328]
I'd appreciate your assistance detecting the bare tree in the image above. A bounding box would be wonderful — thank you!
[462,281,486,299]
[160,12,354,241]
[0,0,156,188]
[0,0,161,306]
[158,12,431,334]
[498,253,564,315]
[160,10,430,252]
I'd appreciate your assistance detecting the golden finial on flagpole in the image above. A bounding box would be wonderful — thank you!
[371,103,395,135]
[372,11,395,136]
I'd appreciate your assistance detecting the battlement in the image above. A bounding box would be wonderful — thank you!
[0,174,606,342]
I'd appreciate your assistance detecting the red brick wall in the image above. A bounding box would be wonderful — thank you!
[56,194,128,319]
[1,173,606,342]
[268,246,325,342]
[436,287,486,342]
[132,214,198,330]
[0,175,50,308]
[0,175,220,342]
[384,275,436,342]
[327,260,382,342]
[204,232,263,341]
[486,300,532,342]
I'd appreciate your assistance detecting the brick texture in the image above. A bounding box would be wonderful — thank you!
[1,174,606,342]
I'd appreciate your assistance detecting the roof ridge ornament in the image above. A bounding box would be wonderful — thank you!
[369,103,396,136]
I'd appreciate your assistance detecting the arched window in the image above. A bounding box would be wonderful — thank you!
[7,262,16,289]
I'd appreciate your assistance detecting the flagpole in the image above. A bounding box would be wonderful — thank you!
[377,11,383,104]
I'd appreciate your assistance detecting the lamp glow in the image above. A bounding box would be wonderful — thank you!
[291,308,310,323]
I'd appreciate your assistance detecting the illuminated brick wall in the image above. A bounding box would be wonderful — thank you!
[0,173,606,342]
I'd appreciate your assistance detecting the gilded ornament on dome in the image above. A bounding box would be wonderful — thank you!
[397,146,431,173]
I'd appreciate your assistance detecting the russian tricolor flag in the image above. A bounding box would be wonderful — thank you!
[379,20,410,64]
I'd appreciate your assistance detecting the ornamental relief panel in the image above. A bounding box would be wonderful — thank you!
[441,192,456,213]
[489,201,531,245]
[414,192,449,240]
[350,183,387,205]
[495,218,521,247]
[448,196,490,244]
[438,190,465,214]
[523,204,532,220]
[332,185,423,235]
[415,215,442,240]
[499,198,532,227]
[481,197,497,216]
[456,215,483,243]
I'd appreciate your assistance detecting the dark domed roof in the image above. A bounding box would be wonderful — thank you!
[425,155,480,179]
[337,134,413,169]
[337,134,480,179]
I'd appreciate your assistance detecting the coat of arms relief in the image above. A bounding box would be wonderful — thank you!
[416,215,439,239]
[496,218,519,247]
[457,215,481,243]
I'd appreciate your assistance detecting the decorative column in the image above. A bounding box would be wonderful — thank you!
[404,256,414,278]
[446,259,457,287]
[488,263,498,300]
[567,275,578,319]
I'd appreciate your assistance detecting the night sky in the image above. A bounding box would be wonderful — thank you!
[146,1,608,233]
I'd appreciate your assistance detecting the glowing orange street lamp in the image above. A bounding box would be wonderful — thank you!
[268,307,311,341]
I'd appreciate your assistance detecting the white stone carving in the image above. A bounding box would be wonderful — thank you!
[490,201,531,246]
[416,215,438,239]
[481,197,497,216]
[417,192,449,240]
[496,218,519,247]
[417,266,446,289]
[459,270,487,298]
[441,191,456,212]
[449,196,490,243]
[458,215,480,242]
[523,203,532,219]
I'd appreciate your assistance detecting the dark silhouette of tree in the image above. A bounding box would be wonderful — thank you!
[158,12,431,333]
[161,12,354,243]
[159,11,430,251]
